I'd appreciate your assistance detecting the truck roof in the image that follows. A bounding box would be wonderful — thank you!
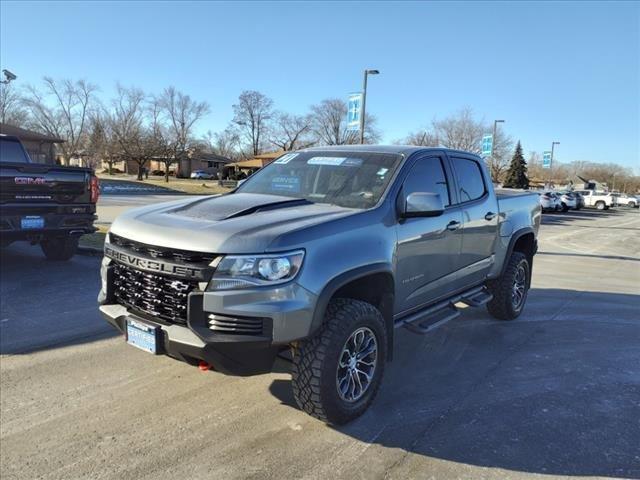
[301,144,481,158]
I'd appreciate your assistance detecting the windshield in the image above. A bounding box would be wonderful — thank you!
[0,138,30,163]
[235,151,403,209]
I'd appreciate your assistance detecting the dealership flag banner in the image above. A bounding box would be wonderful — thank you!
[346,93,363,132]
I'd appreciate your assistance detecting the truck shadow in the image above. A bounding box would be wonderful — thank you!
[0,242,118,355]
[269,288,640,478]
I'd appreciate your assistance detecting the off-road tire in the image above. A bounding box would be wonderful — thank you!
[291,298,387,425]
[486,251,530,321]
[596,201,606,210]
[41,236,79,261]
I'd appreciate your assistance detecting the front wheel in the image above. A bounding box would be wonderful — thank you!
[41,236,78,261]
[486,251,530,321]
[595,201,606,210]
[291,298,387,425]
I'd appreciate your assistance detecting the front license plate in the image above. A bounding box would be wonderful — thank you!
[126,319,159,354]
[21,216,44,229]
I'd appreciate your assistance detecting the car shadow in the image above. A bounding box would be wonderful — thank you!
[269,288,640,478]
[541,208,629,226]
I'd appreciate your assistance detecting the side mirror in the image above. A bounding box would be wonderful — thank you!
[402,192,445,218]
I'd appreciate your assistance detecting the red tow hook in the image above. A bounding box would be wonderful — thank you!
[198,361,212,371]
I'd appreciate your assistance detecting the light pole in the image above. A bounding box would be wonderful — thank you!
[549,141,560,187]
[490,119,505,180]
[359,69,379,144]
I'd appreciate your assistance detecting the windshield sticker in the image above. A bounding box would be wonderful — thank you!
[342,158,363,167]
[271,176,301,193]
[307,157,348,166]
[307,157,363,167]
[274,153,298,164]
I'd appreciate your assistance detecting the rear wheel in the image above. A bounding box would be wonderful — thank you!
[291,298,386,425]
[562,202,570,212]
[486,251,530,321]
[595,201,606,210]
[41,236,78,261]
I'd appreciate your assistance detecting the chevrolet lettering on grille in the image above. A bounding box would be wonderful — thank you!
[105,245,205,279]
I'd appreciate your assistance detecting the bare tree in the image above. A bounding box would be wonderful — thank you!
[308,98,380,145]
[432,107,484,153]
[202,127,242,160]
[108,85,160,180]
[401,108,513,182]
[269,112,313,151]
[23,78,97,165]
[0,83,28,126]
[233,90,273,156]
[400,129,439,146]
[157,87,210,182]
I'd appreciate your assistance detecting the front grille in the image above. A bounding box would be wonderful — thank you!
[207,313,264,335]
[110,233,217,264]
[113,262,198,324]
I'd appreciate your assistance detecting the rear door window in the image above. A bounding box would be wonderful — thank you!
[0,138,30,163]
[402,156,450,206]
[451,157,486,203]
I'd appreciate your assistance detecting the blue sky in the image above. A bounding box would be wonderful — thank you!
[1,1,638,169]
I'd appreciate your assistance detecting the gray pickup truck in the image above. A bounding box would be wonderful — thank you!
[99,146,540,424]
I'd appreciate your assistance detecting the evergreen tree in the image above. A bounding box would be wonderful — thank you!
[503,141,529,189]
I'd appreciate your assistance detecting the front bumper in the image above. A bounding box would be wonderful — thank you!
[98,257,318,376]
[100,302,281,375]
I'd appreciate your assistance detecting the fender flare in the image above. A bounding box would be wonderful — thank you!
[500,227,537,278]
[311,263,395,359]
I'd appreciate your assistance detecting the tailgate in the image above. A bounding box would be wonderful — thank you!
[0,163,91,204]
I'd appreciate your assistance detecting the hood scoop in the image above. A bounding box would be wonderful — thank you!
[169,193,313,222]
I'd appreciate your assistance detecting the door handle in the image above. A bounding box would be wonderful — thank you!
[484,211,497,221]
[446,220,461,231]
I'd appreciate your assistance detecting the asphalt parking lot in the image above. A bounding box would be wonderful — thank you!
[1,207,639,480]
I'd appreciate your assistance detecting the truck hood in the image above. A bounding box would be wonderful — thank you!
[109,193,357,253]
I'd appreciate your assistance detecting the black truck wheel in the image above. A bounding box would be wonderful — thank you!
[486,251,530,321]
[291,298,386,425]
[41,236,79,261]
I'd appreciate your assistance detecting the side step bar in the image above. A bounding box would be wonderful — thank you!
[397,286,493,335]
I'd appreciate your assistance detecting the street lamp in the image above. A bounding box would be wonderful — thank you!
[1,69,17,85]
[549,141,560,187]
[359,69,380,144]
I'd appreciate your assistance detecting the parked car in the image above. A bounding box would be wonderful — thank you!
[572,191,585,210]
[555,191,578,211]
[99,146,541,424]
[616,193,639,208]
[539,191,562,212]
[0,135,99,260]
[575,190,618,210]
[190,170,215,180]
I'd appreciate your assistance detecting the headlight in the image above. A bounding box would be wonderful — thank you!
[207,250,304,291]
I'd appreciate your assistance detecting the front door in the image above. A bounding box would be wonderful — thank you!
[395,155,463,314]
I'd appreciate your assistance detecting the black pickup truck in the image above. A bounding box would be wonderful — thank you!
[0,135,99,260]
